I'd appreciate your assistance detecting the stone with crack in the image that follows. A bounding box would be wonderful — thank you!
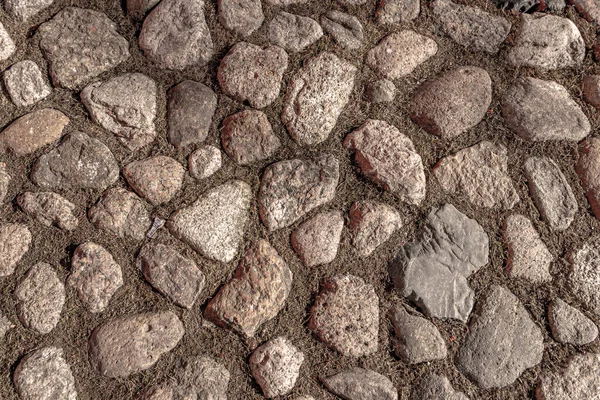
[18,191,78,231]
[321,10,363,50]
[3,61,52,107]
[268,12,323,53]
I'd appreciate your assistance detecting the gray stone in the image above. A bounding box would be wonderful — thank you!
[3,61,52,107]
[389,204,489,322]
[218,0,264,37]
[250,337,304,398]
[536,354,600,400]
[291,211,344,267]
[349,201,402,257]
[548,298,598,345]
[0,223,31,277]
[0,22,15,62]
[4,0,53,20]
[127,0,160,17]
[123,156,185,205]
[365,79,395,103]
[0,108,69,156]
[268,12,323,53]
[411,374,469,400]
[188,146,222,180]
[0,313,14,339]
[321,10,363,50]
[390,306,446,364]
[321,368,398,400]
[569,239,600,318]
[376,0,419,24]
[18,191,78,231]
[221,110,281,165]
[0,163,9,203]
[577,138,600,219]
[583,75,600,108]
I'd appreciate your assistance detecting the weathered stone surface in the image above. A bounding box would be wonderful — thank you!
[292,211,344,267]
[572,0,600,23]
[507,14,585,70]
[309,275,379,357]
[269,12,323,53]
[13,347,77,400]
[3,61,52,107]
[321,368,397,400]
[4,0,53,20]
[536,354,600,399]
[366,31,437,79]
[167,180,252,263]
[140,0,213,70]
[37,7,130,89]
[412,374,469,400]
[204,240,292,337]
[188,146,222,180]
[0,223,31,277]
[18,191,78,231]
[457,285,544,389]
[222,110,281,165]
[349,201,402,257]
[218,42,288,109]
[321,10,363,50]
[548,298,598,345]
[282,52,356,146]
[0,163,9,204]
[89,311,185,377]
[432,0,511,54]
[583,75,600,108]
[250,337,304,398]
[137,243,205,309]
[391,306,446,365]
[167,80,217,149]
[259,154,339,231]
[126,0,160,17]
[31,131,119,191]
[123,156,184,205]
[376,0,419,24]
[0,22,15,62]
[68,242,123,313]
[410,66,492,139]
[15,262,65,334]
[218,0,264,37]
[266,0,308,4]
[577,138,600,219]
[365,79,395,103]
[0,109,69,157]
[81,73,157,151]
[0,313,14,339]
[344,119,426,204]
[569,239,600,318]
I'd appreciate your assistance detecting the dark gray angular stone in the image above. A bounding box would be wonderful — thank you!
[321,10,363,50]
[390,306,447,364]
[549,298,598,345]
[320,368,398,400]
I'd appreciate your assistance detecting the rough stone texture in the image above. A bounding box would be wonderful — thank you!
[507,14,585,70]
[4,0,53,21]
[411,374,469,400]
[0,108,69,157]
[188,146,222,180]
[536,353,600,399]
[348,201,402,257]
[410,66,492,139]
[37,7,130,89]
[258,154,339,231]
[18,191,78,231]
[577,138,600,220]
[123,156,184,206]
[218,42,288,109]
[291,211,344,267]
[0,313,14,339]
[167,180,252,263]
[433,141,519,209]
[139,0,213,70]
[309,275,379,357]
[282,52,356,146]
[218,0,264,37]
[548,298,598,345]
[88,187,151,241]
[365,79,395,103]
[0,163,9,204]
[89,311,185,377]
[204,239,293,337]
[502,77,590,142]
[583,74,600,108]
[137,243,205,309]
[457,285,544,389]
[572,0,600,23]
[366,31,437,79]
[0,223,31,277]
[3,60,52,107]
[268,12,323,53]
[81,73,157,151]
[321,368,398,400]
[524,156,578,231]
[376,0,419,24]
[0,22,15,62]
[390,306,446,364]
[321,10,363,50]
[250,337,304,398]
[221,110,281,165]
[15,262,65,334]
[13,347,77,400]
[167,80,217,149]
[431,0,511,54]
[30,131,119,191]
[68,242,123,313]
[126,0,160,17]
[569,239,600,318]
[344,119,426,205]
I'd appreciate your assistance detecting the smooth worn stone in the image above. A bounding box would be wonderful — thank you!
[349,201,402,257]
[68,242,123,313]
[584,75,600,108]
[218,0,264,37]
[3,61,52,107]
[344,119,426,205]
[127,0,160,17]
[137,243,205,309]
[524,156,578,231]
[4,0,53,20]
[13,347,77,400]
[433,141,519,209]
[0,313,14,339]
[457,285,544,389]
[167,180,252,263]
[389,204,489,322]
[0,163,9,203]
[282,52,356,146]
[81,73,157,151]
[390,306,446,364]
[0,223,31,277]
[188,146,222,179]
[410,66,492,139]
[222,110,281,165]
[37,7,130,89]
[321,10,363,50]
[0,109,69,157]
[321,368,398,400]
[366,31,437,79]
[18,191,78,231]
[548,298,598,345]
[536,353,600,399]
[89,311,185,377]
[502,77,590,142]
[569,239,600,318]
[269,12,323,53]
[376,0,419,24]
[140,0,213,69]
[250,337,304,398]
[204,239,293,337]
[167,80,217,149]
[309,275,379,357]
[15,262,65,334]
[572,0,600,23]
[432,0,511,54]
[31,131,119,191]
[218,42,288,109]
[507,14,585,70]
[412,374,469,400]
[291,211,344,267]
[124,156,185,206]
[259,154,339,231]
[365,79,395,103]
[577,138,600,219]
[0,22,15,62]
